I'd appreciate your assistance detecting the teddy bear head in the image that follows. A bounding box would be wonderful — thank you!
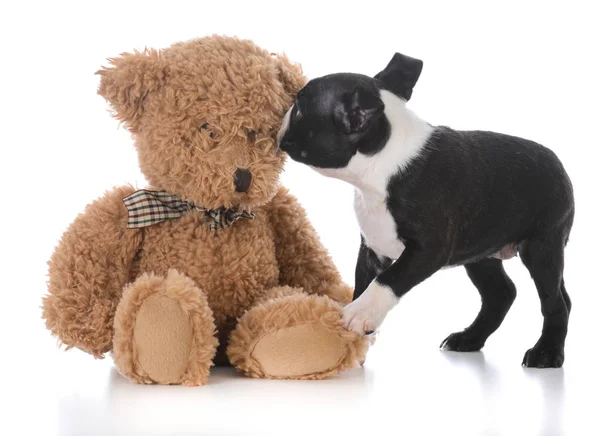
[97,35,306,210]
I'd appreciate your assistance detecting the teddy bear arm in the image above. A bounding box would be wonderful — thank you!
[268,188,353,305]
[42,186,144,358]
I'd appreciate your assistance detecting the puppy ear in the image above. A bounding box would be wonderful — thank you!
[334,87,384,134]
[96,48,167,131]
[272,53,307,102]
[374,52,423,101]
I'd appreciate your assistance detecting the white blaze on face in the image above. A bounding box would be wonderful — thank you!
[276,106,293,147]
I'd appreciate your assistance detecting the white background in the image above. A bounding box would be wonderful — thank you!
[1,1,598,435]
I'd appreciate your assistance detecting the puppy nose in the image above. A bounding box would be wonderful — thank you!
[279,140,294,152]
[234,168,252,193]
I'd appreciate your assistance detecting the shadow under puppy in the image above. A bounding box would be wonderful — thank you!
[277,52,574,368]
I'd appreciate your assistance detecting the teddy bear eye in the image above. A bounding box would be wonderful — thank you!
[246,129,257,142]
[200,123,215,139]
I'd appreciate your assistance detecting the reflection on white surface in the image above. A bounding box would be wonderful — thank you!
[49,353,573,436]
[18,307,593,436]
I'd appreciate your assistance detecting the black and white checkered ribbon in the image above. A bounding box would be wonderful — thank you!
[123,189,255,231]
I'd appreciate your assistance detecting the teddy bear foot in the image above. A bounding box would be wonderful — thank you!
[250,322,347,378]
[227,288,369,380]
[112,269,218,386]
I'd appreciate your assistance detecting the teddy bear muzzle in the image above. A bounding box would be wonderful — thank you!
[234,168,252,193]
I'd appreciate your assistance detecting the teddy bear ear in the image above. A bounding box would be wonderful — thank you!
[271,53,307,102]
[96,48,167,130]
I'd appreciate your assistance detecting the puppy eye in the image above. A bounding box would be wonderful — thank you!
[246,129,257,142]
[200,122,215,139]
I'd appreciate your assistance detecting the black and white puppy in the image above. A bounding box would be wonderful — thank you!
[277,53,574,368]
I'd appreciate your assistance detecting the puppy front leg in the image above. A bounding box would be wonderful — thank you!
[343,247,444,335]
[354,236,392,301]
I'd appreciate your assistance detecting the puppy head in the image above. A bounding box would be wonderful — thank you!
[278,52,423,170]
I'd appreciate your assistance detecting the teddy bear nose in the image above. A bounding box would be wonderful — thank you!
[234,168,252,193]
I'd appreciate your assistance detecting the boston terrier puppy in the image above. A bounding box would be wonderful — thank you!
[277,53,574,368]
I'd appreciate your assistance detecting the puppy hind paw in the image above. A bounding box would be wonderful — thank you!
[522,346,564,368]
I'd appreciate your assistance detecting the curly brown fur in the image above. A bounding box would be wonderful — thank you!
[228,290,369,380]
[42,185,143,357]
[113,270,218,386]
[96,35,302,211]
[42,35,369,384]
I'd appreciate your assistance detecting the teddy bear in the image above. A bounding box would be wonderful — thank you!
[41,35,369,386]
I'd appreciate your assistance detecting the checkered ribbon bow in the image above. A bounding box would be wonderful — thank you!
[123,189,255,231]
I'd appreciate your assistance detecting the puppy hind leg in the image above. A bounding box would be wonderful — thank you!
[520,238,569,368]
[561,279,572,314]
[441,258,516,352]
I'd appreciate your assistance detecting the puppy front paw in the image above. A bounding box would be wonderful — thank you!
[341,300,380,335]
[440,331,485,352]
[341,281,398,335]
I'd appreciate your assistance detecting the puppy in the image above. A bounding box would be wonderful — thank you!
[277,53,574,368]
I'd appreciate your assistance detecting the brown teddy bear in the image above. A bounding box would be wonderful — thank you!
[41,35,369,386]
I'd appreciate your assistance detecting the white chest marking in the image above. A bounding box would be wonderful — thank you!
[354,190,405,260]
